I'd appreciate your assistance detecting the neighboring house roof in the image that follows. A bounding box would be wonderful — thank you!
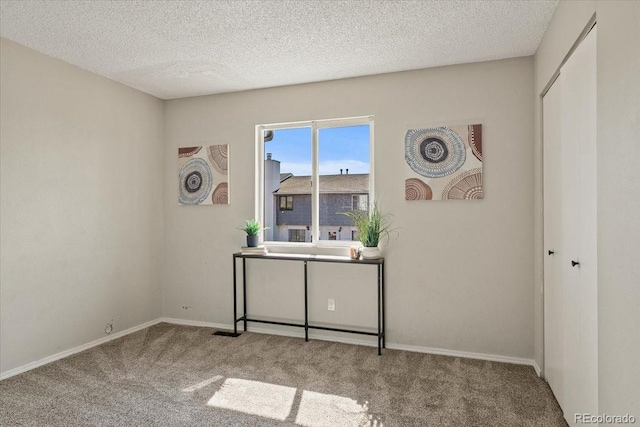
[275,174,369,195]
[280,173,293,182]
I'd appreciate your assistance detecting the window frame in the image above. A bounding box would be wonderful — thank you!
[256,116,374,248]
[279,195,293,211]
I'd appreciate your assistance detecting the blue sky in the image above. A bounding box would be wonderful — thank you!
[265,125,370,176]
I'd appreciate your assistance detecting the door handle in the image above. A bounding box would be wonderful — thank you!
[571,260,580,267]
[548,250,555,255]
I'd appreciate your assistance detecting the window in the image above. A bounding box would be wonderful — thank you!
[279,196,293,210]
[351,230,360,241]
[258,116,373,245]
[352,194,368,211]
[288,229,306,242]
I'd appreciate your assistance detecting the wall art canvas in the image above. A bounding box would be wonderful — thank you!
[404,124,483,201]
[178,144,229,205]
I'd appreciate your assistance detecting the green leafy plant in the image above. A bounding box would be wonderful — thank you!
[340,203,391,247]
[238,219,268,236]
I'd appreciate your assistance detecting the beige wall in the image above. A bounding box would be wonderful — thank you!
[534,0,640,415]
[163,57,536,359]
[0,38,165,373]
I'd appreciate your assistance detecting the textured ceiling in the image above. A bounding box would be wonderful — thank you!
[0,0,558,100]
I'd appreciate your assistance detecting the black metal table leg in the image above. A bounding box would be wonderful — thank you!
[377,263,382,356]
[381,261,385,349]
[304,260,309,342]
[242,257,247,332]
[233,254,237,334]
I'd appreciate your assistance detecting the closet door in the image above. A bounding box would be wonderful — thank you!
[560,25,598,425]
[543,78,563,408]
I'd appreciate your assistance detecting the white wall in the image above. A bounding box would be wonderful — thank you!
[534,0,640,415]
[0,38,165,374]
[163,57,535,359]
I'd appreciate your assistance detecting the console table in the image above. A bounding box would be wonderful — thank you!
[231,252,385,355]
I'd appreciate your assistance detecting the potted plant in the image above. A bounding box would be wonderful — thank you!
[340,203,391,259]
[239,219,268,247]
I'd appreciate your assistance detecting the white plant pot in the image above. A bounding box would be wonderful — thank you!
[361,246,382,259]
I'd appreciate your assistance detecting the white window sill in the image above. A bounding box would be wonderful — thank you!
[263,241,360,257]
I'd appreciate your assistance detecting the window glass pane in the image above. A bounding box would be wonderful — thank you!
[352,194,368,211]
[278,196,293,211]
[264,128,312,242]
[318,125,370,241]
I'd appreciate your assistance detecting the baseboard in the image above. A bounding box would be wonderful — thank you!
[0,318,163,381]
[161,317,382,347]
[160,318,538,371]
[160,317,232,331]
[386,342,537,370]
[249,325,380,348]
[532,360,542,377]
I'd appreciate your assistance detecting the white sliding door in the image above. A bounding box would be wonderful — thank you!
[543,77,564,408]
[560,25,598,426]
[543,25,597,426]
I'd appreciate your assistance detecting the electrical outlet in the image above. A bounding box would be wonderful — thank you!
[328,299,335,311]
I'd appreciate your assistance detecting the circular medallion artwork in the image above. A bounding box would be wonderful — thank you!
[207,145,229,174]
[179,158,213,204]
[185,171,202,193]
[212,182,229,204]
[405,178,433,200]
[469,124,483,161]
[405,127,466,178]
[178,146,202,158]
[420,138,449,163]
[442,168,483,200]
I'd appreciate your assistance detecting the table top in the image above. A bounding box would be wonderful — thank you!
[233,252,384,264]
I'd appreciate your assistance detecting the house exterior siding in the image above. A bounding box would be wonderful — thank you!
[275,193,367,227]
[275,194,311,226]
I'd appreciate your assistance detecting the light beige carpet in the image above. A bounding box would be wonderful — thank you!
[0,323,566,426]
